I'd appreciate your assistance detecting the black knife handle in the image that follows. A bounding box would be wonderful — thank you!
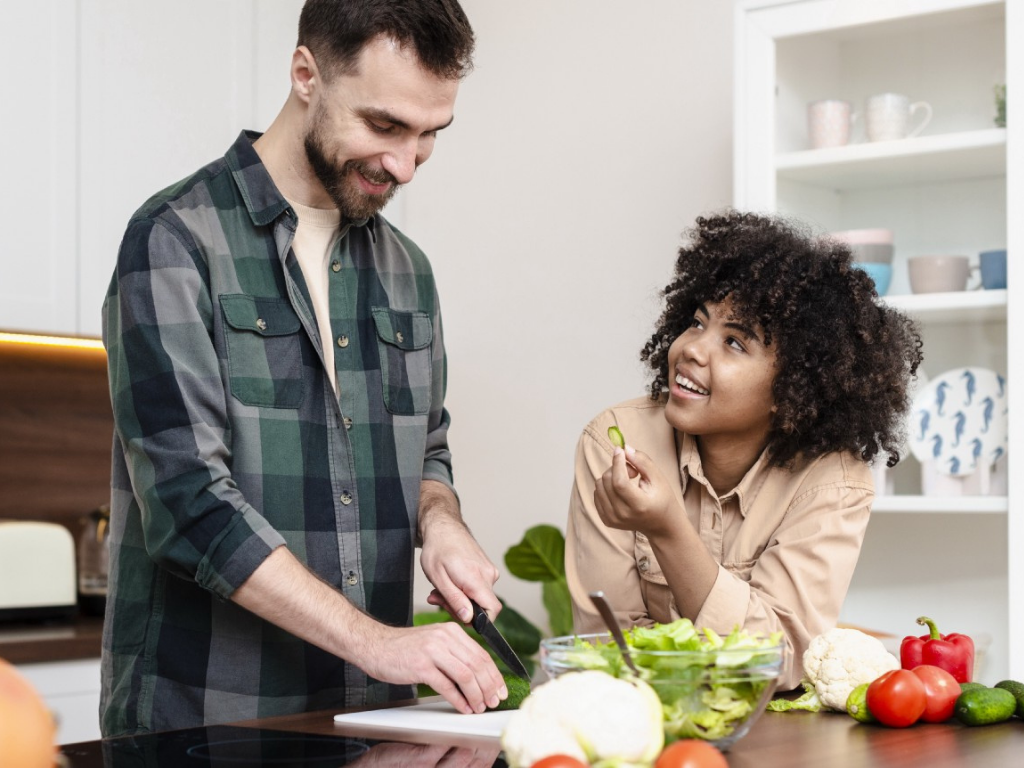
[467,598,489,632]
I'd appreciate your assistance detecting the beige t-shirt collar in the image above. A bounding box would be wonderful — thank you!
[286,198,342,393]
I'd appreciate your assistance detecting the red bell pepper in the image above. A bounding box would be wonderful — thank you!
[900,616,974,684]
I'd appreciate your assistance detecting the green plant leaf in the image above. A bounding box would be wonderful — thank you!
[505,524,566,583]
[494,602,542,656]
[413,609,453,626]
[542,578,574,638]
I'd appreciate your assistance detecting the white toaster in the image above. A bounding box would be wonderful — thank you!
[0,520,78,621]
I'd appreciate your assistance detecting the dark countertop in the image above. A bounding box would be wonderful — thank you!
[0,614,103,665]
[58,698,1024,768]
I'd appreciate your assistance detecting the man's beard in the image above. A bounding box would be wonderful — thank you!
[303,113,400,221]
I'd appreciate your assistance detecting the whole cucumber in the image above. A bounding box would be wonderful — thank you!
[994,680,1024,718]
[955,688,1016,726]
[959,681,987,693]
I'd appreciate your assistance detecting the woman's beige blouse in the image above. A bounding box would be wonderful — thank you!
[565,396,874,689]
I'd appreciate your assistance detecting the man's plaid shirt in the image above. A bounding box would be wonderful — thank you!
[100,131,455,736]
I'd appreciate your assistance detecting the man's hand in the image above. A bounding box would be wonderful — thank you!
[594,446,681,538]
[232,546,506,715]
[418,480,500,624]
[346,617,507,715]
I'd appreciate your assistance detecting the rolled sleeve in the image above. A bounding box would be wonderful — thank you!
[106,217,283,596]
[693,565,752,633]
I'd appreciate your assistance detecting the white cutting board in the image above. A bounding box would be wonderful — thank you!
[334,700,512,737]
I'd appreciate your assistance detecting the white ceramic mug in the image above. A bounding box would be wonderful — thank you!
[808,99,857,149]
[865,93,932,142]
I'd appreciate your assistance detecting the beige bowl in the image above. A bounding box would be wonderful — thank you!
[908,255,971,294]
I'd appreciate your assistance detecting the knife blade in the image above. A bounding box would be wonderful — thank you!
[468,599,531,682]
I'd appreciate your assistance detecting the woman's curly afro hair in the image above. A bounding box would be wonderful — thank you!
[641,211,923,468]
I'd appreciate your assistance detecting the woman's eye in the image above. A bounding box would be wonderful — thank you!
[690,317,704,329]
[727,337,746,352]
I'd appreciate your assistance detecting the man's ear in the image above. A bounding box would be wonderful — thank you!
[291,45,320,104]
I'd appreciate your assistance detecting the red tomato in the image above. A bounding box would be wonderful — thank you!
[655,739,729,768]
[910,664,960,723]
[866,669,927,728]
[531,755,588,768]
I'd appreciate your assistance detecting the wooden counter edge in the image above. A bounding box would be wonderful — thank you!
[0,616,104,665]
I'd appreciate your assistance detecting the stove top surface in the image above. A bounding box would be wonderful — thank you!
[62,724,508,768]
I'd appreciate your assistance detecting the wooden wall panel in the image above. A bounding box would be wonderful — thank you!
[0,343,112,535]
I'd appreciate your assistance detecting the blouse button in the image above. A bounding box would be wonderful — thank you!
[331,260,341,273]
[638,556,650,573]
[256,318,267,331]
[337,335,349,348]
[346,570,359,586]
[342,416,353,430]
[340,491,353,505]
[395,331,405,343]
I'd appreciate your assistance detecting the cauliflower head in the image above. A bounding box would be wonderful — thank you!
[500,671,665,768]
[802,628,899,711]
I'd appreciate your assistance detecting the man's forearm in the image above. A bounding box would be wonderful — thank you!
[232,543,507,714]
[418,478,465,544]
[231,545,375,660]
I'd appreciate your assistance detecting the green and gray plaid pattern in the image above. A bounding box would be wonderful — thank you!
[100,131,454,737]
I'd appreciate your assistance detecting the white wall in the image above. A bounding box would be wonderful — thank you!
[400,1,735,629]
[10,0,733,632]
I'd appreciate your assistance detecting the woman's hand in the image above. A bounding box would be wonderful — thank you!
[594,446,682,538]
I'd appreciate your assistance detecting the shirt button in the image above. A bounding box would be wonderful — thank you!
[331,260,341,273]
[346,570,359,586]
[340,491,353,505]
[337,335,349,348]
[638,556,649,573]
[256,318,267,331]
[395,331,405,343]
[342,416,353,430]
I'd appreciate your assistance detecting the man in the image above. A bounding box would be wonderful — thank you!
[101,0,506,737]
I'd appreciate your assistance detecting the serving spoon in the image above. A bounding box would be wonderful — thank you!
[588,590,641,676]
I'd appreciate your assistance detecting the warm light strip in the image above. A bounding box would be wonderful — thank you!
[0,332,105,351]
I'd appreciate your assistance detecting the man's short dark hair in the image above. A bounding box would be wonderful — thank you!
[298,0,475,80]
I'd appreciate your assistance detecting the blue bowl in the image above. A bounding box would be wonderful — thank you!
[853,262,892,295]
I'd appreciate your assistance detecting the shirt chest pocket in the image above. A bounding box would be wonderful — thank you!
[220,294,305,409]
[634,533,668,586]
[371,306,433,416]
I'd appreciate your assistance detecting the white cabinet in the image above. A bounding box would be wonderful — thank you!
[76,0,261,338]
[735,0,1020,681]
[17,659,102,746]
[0,2,78,335]
[0,0,304,337]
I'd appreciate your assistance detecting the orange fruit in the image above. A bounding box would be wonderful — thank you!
[0,656,58,768]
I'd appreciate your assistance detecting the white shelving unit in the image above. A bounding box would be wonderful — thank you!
[735,0,1019,681]
[873,495,1007,514]
[776,128,1006,189]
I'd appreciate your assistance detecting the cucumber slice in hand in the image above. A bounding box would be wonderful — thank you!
[607,426,625,449]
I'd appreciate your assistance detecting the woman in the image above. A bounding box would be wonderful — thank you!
[565,211,922,688]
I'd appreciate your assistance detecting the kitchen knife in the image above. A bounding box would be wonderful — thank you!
[468,599,531,681]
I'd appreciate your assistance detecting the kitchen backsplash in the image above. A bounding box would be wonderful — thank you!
[0,340,112,536]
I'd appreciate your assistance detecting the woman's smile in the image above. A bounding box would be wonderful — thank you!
[663,298,777,449]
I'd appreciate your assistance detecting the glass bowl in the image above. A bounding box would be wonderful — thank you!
[540,632,785,751]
